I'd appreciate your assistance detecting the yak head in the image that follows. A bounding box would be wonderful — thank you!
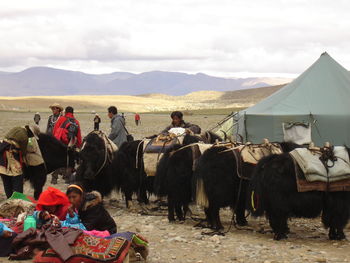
[79,133,106,180]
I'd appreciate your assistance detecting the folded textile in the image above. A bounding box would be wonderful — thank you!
[84,229,110,237]
[34,233,130,263]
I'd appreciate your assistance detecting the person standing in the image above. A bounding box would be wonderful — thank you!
[108,106,127,148]
[135,113,141,126]
[53,106,82,148]
[93,114,101,131]
[53,106,82,183]
[46,103,63,135]
[0,125,39,198]
[33,112,41,125]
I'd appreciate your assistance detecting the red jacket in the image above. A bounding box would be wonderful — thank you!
[135,114,140,121]
[53,112,82,148]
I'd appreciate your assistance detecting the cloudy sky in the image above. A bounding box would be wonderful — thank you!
[1,0,349,77]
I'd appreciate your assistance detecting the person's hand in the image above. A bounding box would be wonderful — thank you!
[2,231,13,238]
[68,205,75,217]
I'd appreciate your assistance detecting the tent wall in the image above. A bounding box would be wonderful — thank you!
[235,113,350,145]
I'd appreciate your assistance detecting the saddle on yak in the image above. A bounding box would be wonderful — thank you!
[219,140,283,180]
[142,134,185,177]
[290,145,350,192]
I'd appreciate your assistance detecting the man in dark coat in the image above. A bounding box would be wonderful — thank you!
[162,111,201,134]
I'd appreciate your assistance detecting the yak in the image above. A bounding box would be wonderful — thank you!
[24,133,77,199]
[193,142,301,231]
[114,133,215,208]
[153,132,222,222]
[249,149,350,240]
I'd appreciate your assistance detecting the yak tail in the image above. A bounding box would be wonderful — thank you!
[195,178,209,208]
[249,154,278,217]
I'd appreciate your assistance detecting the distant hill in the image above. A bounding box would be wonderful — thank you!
[0,84,285,112]
[0,67,291,96]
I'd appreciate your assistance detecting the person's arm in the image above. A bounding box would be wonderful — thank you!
[75,120,82,148]
[186,123,201,134]
[161,125,172,134]
[46,116,51,133]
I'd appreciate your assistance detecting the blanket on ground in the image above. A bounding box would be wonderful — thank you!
[34,233,130,263]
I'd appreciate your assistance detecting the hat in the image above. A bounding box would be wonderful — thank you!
[29,125,40,140]
[49,103,63,111]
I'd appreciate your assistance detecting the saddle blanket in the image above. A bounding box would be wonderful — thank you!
[290,147,350,183]
[236,143,283,164]
[144,135,183,154]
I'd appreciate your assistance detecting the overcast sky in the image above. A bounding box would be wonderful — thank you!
[1,0,349,77]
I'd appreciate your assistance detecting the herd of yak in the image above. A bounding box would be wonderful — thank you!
[23,131,350,241]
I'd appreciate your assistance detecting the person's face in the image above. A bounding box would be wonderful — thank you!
[172,116,182,126]
[52,107,60,115]
[43,205,58,214]
[68,192,83,208]
[108,112,113,119]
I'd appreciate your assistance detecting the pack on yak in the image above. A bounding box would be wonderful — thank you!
[250,144,350,240]
[193,140,301,231]
[153,131,223,222]
[115,130,221,208]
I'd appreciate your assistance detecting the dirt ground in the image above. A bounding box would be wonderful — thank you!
[1,112,350,263]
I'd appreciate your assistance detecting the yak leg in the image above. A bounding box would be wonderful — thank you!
[168,197,176,222]
[208,205,223,230]
[322,192,350,240]
[268,212,289,240]
[175,203,184,221]
[183,203,189,220]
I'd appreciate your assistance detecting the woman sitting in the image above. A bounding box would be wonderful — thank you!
[36,187,70,220]
[66,185,117,234]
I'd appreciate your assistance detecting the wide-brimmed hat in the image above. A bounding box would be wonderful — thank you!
[49,103,63,111]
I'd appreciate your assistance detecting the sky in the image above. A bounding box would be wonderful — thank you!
[1,0,350,77]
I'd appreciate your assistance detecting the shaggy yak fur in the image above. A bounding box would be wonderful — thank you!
[116,132,221,208]
[193,142,301,231]
[250,147,350,240]
[75,132,119,197]
[24,133,77,199]
[153,132,222,222]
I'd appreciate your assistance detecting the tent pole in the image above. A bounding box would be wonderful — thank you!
[244,111,248,143]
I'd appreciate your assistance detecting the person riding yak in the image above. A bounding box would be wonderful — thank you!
[162,111,201,135]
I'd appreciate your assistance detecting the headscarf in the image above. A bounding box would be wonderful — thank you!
[36,187,70,210]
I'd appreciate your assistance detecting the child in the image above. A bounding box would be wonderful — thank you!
[36,187,71,220]
[66,185,117,234]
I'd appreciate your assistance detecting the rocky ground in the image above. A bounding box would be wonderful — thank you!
[1,112,350,262]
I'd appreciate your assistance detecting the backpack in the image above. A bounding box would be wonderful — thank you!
[61,118,79,141]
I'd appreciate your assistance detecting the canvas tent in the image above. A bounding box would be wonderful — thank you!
[232,52,350,145]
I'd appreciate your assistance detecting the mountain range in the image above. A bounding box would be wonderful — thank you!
[0,67,291,96]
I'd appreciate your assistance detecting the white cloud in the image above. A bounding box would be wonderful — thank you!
[0,0,350,77]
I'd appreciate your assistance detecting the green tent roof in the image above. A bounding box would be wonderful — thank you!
[236,53,350,145]
[245,52,350,116]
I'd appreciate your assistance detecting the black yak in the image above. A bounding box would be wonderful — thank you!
[249,149,350,240]
[154,132,223,222]
[24,133,77,199]
[193,142,301,231]
[116,132,221,208]
[75,132,119,197]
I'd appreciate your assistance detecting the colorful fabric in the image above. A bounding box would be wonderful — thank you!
[0,199,35,219]
[53,112,82,148]
[61,213,86,230]
[36,187,71,220]
[9,191,36,203]
[34,233,131,263]
[84,229,110,237]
